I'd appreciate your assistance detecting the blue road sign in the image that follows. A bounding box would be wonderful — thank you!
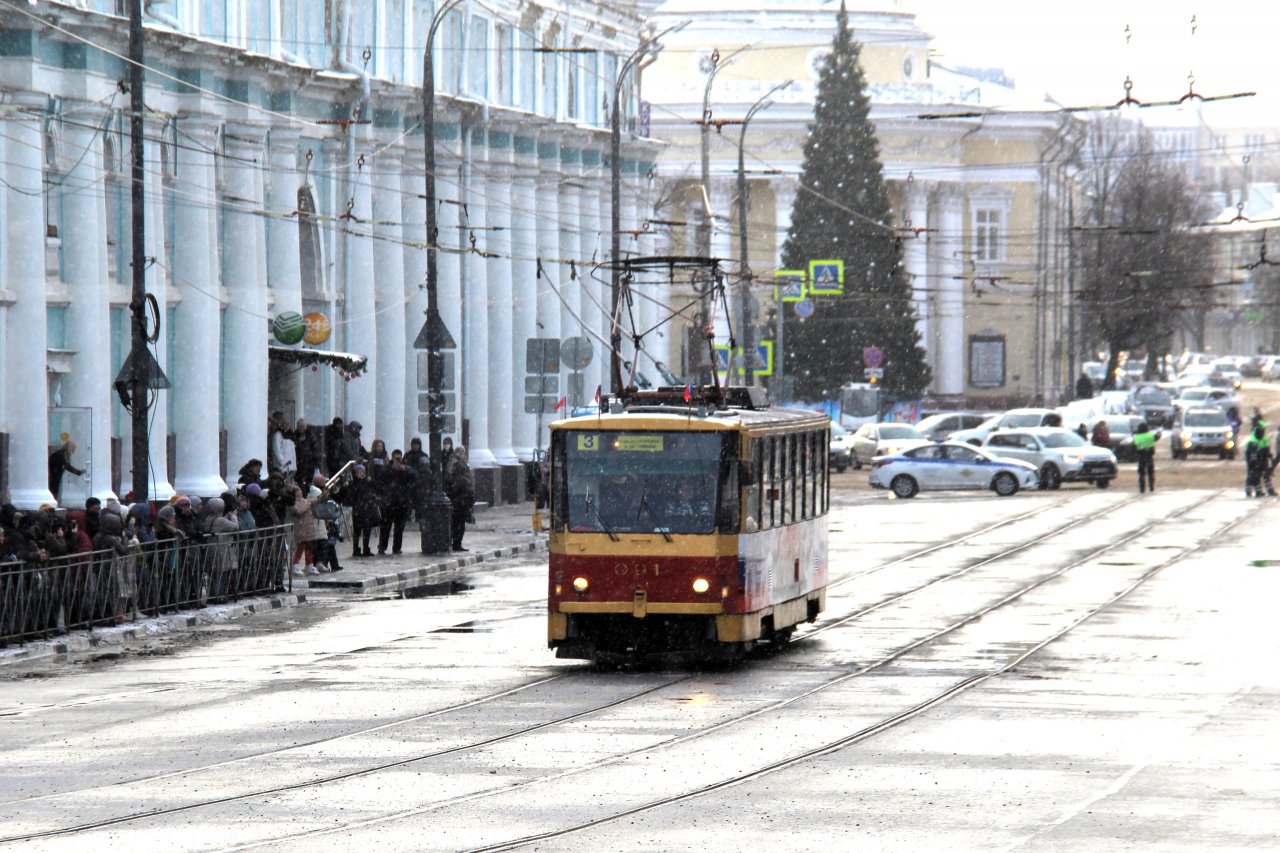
[863,345,884,368]
[808,259,844,295]
[794,298,815,319]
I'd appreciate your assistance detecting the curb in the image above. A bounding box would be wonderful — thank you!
[0,591,308,668]
[305,539,547,591]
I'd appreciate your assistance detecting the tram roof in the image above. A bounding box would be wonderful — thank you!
[550,404,829,432]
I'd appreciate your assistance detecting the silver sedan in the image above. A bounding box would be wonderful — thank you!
[868,441,1039,499]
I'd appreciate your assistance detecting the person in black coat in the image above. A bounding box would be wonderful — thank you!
[443,445,474,552]
[293,419,322,489]
[338,464,380,557]
[376,450,417,555]
[1075,371,1093,400]
[48,440,85,503]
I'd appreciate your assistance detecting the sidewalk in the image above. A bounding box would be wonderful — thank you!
[0,501,547,667]
[300,501,547,592]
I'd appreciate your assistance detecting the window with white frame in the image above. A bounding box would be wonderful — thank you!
[973,207,1003,262]
[467,16,488,99]
[540,35,558,118]
[439,10,463,94]
[379,0,406,82]
[494,24,512,107]
[566,47,580,121]
[518,30,536,111]
[583,51,599,125]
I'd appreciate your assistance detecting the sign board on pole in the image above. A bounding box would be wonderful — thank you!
[794,298,815,319]
[808,259,844,295]
[863,345,884,368]
[524,395,560,414]
[712,341,776,377]
[561,336,593,370]
[774,270,806,303]
[525,338,561,375]
[864,367,884,379]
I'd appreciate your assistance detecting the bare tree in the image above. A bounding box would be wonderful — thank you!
[1076,116,1214,386]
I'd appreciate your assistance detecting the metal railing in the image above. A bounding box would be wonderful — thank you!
[0,524,295,648]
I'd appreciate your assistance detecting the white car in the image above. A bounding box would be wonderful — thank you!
[828,422,857,472]
[868,441,1039,498]
[949,408,1062,445]
[849,423,931,466]
[983,427,1118,490]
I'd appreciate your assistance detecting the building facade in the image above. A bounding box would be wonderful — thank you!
[0,0,660,508]
[643,0,1071,406]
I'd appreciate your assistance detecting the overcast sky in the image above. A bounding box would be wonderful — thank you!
[908,0,1277,122]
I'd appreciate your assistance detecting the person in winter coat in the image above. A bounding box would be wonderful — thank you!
[64,510,94,555]
[376,450,417,555]
[268,412,297,476]
[340,421,367,466]
[1132,422,1158,494]
[293,419,322,489]
[1090,419,1111,449]
[238,459,266,488]
[48,439,85,503]
[325,417,346,476]
[172,496,204,543]
[338,464,380,557]
[242,482,277,528]
[92,511,136,622]
[443,445,475,552]
[286,481,326,576]
[1244,426,1276,497]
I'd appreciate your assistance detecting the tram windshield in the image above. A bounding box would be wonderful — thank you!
[557,431,732,535]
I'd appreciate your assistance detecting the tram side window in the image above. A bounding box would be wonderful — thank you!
[816,430,826,514]
[798,433,808,520]
[747,438,763,531]
[766,436,776,528]
[811,431,821,517]
[783,434,794,524]
[821,428,829,513]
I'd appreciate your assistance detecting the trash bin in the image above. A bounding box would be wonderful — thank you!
[419,490,453,554]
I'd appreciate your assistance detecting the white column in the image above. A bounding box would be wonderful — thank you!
[436,147,463,444]
[903,180,932,383]
[401,137,427,444]
[171,117,227,496]
[373,145,407,451]
[534,136,562,454]
[578,146,604,400]
[510,136,539,461]
[485,132,517,465]
[463,128,495,467]
[934,186,965,396]
[557,146,584,406]
[2,96,54,508]
[221,129,270,477]
[342,134,378,435]
[143,132,174,501]
[60,106,117,502]
[266,127,304,425]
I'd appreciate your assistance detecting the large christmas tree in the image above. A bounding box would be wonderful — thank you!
[780,2,930,401]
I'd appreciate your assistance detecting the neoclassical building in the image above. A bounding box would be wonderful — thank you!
[644,0,1071,406]
[0,0,662,508]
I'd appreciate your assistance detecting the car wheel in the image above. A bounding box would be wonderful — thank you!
[992,472,1018,497]
[890,474,918,499]
[1095,478,1111,489]
[835,462,848,473]
[1040,464,1062,490]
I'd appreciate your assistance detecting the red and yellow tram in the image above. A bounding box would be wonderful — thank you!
[547,387,830,661]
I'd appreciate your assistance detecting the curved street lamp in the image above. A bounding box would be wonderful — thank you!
[735,79,792,385]
[610,22,688,396]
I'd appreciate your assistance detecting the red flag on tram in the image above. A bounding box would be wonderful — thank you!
[593,385,602,405]
[683,384,692,402]
[553,396,566,412]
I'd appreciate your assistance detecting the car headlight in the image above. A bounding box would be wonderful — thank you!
[1062,454,1083,463]
[572,576,589,593]
[1225,439,1235,449]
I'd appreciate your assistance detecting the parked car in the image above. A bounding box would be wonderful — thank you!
[1173,386,1240,418]
[950,408,1063,445]
[1238,356,1264,378]
[1210,360,1244,390]
[1087,414,1144,462]
[1126,385,1175,428]
[829,422,856,472]
[849,422,931,466]
[868,441,1038,499]
[1262,355,1280,381]
[914,411,998,442]
[983,427,1118,489]
[1169,407,1236,460]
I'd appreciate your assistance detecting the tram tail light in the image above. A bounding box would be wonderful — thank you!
[721,585,730,600]
[572,576,589,593]
[692,577,710,594]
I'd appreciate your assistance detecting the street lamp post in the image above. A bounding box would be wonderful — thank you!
[610,22,687,396]
[734,79,791,385]
[416,0,464,554]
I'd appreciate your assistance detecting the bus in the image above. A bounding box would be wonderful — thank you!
[838,381,881,430]
[547,386,830,662]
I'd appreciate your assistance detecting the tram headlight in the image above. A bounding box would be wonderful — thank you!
[692,577,710,594]
[572,576,589,593]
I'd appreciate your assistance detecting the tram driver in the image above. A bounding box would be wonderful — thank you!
[665,481,714,532]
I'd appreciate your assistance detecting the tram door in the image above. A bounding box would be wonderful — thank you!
[48,407,93,506]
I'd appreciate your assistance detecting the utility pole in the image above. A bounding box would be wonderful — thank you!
[415,0,463,553]
[128,0,149,502]
[734,80,790,385]
[611,22,687,396]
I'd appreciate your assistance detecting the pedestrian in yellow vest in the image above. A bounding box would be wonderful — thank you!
[1132,422,1158,494]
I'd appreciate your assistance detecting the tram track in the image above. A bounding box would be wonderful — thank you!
[0,492,1220,849]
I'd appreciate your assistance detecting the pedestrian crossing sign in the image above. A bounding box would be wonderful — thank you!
[774,270,806,303]
[808,259,844,295]
[712,341,775,377]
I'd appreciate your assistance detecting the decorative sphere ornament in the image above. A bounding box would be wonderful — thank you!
[311,365,318,372]
[272,311,306,345]
[302,312,331,345]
